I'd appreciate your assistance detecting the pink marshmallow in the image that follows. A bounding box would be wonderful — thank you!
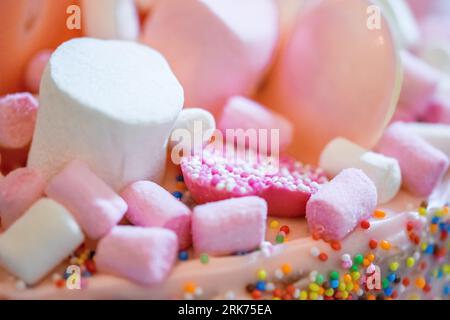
[0,93,38,149]
[398,51,441,118]
[192,196,267,256]
[142,0,279,115]
[45,160,127,239]
[24,50,52,93]
[0,168,45,229]
[306,168,377,241]
[95,226,178,286]
[218,96,293,152]
[421,95,450,124]
[121,181,192,250]
[376,122,449,197]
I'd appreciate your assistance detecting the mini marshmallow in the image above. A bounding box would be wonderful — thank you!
[81,0,139,41]
[142,0,279,115]
[398,51,441,118]
[95,226,178,286]
[422,93,450,124]
[0,199,84,285]
[319,138,401,204]
[28,38,184,190]
[306,168,377,240]
[169,108,215,153]
[24,50,52,93]
[403,122,450,159]
[192,196,267,256]
[0,168,45,229]
[376,122,449,197]
[46,160,127,239]
[121,181,192,249]
[0,93,38,149]
[218,96,293,152]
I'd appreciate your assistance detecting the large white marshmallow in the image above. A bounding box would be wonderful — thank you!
[0,199,84,285]
[81,0,139,41]
[28,38,184,190]
[141,0,279,115]
[404,122,450,159]
[319,137,402,204]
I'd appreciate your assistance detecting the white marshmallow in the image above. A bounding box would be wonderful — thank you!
[319,137,402,204]
[28,38,184,190]
[404,122,450,159]
[81,0,139,41]
[0,199,84,285]
[169,108,216,151]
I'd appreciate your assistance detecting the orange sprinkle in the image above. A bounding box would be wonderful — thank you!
[344,274,352,283]
[312,231,321,241]
[330,241,341,251]
[363,258,370,267]
[367,294,376,300]
[184,282,196,293]
[252,290,262,300]
[318,287,325,295]
[380,240,391,250]
[319,252,328,261]
[443,207,449,215]
[430,224,438,234]
[373,209,386,219]
[415,277,426,289]
[281,263,292,274]
[353,283,360,292]
[366,253,375,262]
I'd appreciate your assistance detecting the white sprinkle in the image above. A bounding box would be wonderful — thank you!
[398,284,406,293]
[293,288,300,299]
[341,253,351,261]
[310,246,320,257]
[274,268,284,280]
[216,182,225,190]
[266,282,275,291]
[309,270,318,282]
[413,251,421,260]
[184,293,195,300]
[194,287,203,297]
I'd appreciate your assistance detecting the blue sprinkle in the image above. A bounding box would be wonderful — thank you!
[425,244,434,255]
[439,222,446,231]
[330,280,339,289]
[443,284,450,296]
[431,217,440,224]
[176,175,184,182]
[384,287,393,297]
[172,191,183,199]
[255,281,266,291]
[438,270,443,279]
[178,251,189,261]
[387,273,396,282]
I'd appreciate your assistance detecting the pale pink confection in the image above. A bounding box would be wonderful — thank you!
[45,160,127,239]
[0,93,38,149]
[421,95,450,124]
[398,51,441,119]
[181,147,328,218]
[0,168,45,229]
[24,50,52,93]
[376,122,449,197]
[192,196,267,256]
[95,226,178,286]
[142,0,279,115]
[306,168,377,241]
[121,181,192,249]
[218,96,293,152]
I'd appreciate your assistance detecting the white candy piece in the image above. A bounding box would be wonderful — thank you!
[28,38,184,190]
[81,0,139,41]
[319,137,402,204]
[404,122,450,159]
[0,199,84,285]
[169,108,216,152]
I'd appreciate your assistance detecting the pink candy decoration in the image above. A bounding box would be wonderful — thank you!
[192,196,267,256]
[46,160,127,239]
[421,95,450,124]
[377,122,449,197]
[24,50,52,93]
[95,226,178,286]
[306,168,377,241]
[218,96,293,152]
[121,181,192,250]
[0,93,38,149]
[0,168,45,229]
[181,147,327,217]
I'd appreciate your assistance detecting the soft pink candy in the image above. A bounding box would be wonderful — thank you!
[0,168,45,229]
[24,50,52,93]
[121,181,192,250]
[218,96,293,152]
[192,196,267,256]
[377,122,449,197]
[306,168,377,241]
[0,93,38,149]
[46,160,127,239]
[95,226,178,286]
[421,95,450,124]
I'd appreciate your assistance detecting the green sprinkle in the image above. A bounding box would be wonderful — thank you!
[329,271,339,280]
[275,234,285,244]
[353,254,364,265]
[315,274,324,285]
[200,253,209,264]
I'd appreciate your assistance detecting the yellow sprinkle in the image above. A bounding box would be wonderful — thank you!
[309,292,318,300]
[409,294,420,300]
[299,291,308,300]
[406,257,415,268]
[270,220,280,229]
[281,263,292,274]
[418,207,427,216]
[389,262,399,272]
[272,297,281,300]
[341,291,349,299]
[351,271,360,281]
[325,288,334,297]
[421,242,428,251]
[309,283,320,292]
[346,282,354,291]
[373,209,386,219]
[338,283,346,291]
[380,240,391,250]
[257,269,267,281]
